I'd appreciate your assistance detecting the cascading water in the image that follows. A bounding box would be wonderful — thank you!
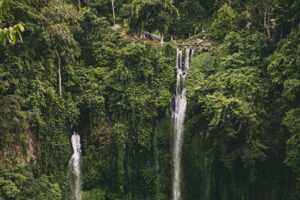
[172,48,193,200]
[69,132,82,200]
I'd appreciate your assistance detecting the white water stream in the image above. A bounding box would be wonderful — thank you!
[69,132,82,200]
[172,48,193,200]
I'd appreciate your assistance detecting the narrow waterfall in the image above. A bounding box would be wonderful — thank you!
[69,132,82,200]
[172,48,193,200]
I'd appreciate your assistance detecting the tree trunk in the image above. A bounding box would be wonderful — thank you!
[111,0,116,26]
[246,10,251,29]
[264,10,271,39]
[160,34,164,46]
[77,0,81,10]
[55,47,62,96]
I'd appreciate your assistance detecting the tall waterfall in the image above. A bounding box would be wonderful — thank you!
[172,48,193,200]
[69,132,82,200]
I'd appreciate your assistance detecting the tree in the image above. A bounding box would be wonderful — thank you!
[89,0,122,25]
[212,3,237,41]
[184,31,279,199]
[171,0,208,38]
[268,30,300,185]
[292,0,300,27]
[40,0,80,95]
[0,0,24,45]
[111,0,116,25]
[246,0,274,39]
[270,0,294,39]
[126,0,178,40]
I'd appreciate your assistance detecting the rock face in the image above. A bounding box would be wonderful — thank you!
[3,131,37,165]
[171,33,214,53]
[199,42,212,52]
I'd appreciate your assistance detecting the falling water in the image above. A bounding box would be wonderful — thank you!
[69,132,82,200]
[172,48,193,200]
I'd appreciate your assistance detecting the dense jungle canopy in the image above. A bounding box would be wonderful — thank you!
[0,0,299,199]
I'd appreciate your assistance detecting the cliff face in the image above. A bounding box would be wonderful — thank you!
[3,131,37,165]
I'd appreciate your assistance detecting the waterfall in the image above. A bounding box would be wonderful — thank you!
[69,132,82,200]
[172,48,193,200]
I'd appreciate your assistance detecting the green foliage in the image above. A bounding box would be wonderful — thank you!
[89,0,125,25]
[283,108,300,178]
[171,0,208,37]
[21,175,62,200]
[212,4,237,41]
[0,179,20,199]
[285,134,300,174]
[268,30,300,84]
[0,94,30,136]
[125,0,179,34]
[0,163,62,200]
[0,0,24,45]
[292,0,300,26]
[0,23,24,45]
[267,30,300,187]
[39,0,81,95]
[74,13,174,197]
[83,188,106,200]
[217,31,272,68]
[271,0,293,39]
[112,123,127,192]
[183,30,300,199]
[282,79,300,103]
[191,65,268,167]
[283,109,300,135]
[0,0,9,20]
[1,0,300,200]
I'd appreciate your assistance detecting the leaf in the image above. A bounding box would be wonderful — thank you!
[16,23,25,32]
[9,26,16,44]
